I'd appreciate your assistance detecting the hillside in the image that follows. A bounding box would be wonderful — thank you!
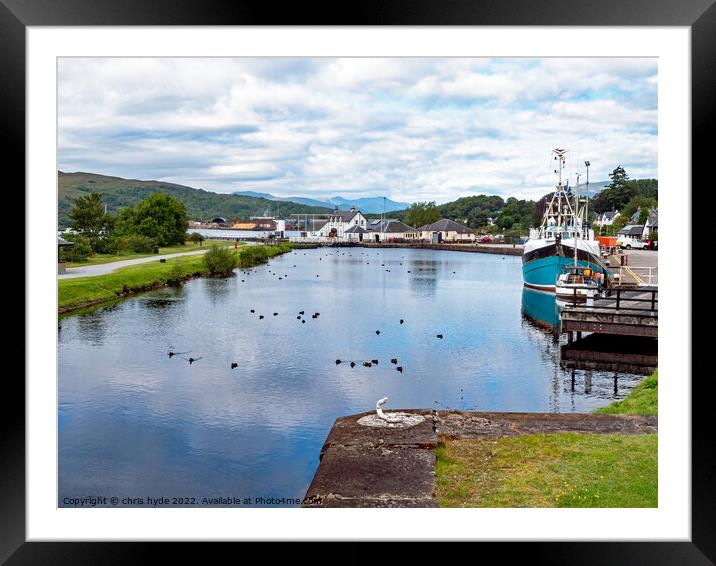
[58,172,333,227]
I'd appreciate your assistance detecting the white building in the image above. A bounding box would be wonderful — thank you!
[594,210,620,227]
[418,218,476,243]
[364,219,419,242]
[318,207,368,238]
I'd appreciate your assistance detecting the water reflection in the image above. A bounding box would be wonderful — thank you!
[521,287,560,331]
[59,248,646,507]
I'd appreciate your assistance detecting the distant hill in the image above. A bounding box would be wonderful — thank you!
[232,190,410,214]
[58,172,334,227]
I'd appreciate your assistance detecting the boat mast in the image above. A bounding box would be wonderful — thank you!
[574,173,580,267]
[554,148,567,229]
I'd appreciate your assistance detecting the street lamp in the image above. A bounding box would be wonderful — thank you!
[584,160,591,228]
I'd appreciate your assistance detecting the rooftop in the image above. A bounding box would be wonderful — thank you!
[418,218,473,234]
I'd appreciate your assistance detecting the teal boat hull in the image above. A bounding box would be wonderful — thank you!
[522,242,608,292]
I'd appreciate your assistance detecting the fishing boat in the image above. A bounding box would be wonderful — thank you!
[522,148,610,292]
[555,265,601,305]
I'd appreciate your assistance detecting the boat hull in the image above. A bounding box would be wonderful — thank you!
[522,240,606,292]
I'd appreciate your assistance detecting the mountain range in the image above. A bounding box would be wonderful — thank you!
[232,191,411,214]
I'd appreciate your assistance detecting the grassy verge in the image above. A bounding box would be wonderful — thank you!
[435,371,658,507]
[436,432,657,507]
[64,240,234,267]
[58,243,291,312]
[594,371,658,415]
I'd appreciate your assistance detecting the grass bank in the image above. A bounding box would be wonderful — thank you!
[58,243,291,313]
[64,240,233,267]
[436,432,657,507]
[435,370,658,507]
[594,371,658,415]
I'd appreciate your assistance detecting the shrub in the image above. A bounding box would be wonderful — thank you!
[59,234,93,262]
[168,257,186,284]
[106,234,157,254]
[203,245,237,276]
[237,245,270,267]
[189,232,205,245]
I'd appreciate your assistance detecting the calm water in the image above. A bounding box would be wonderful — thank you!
[58,247,642,507]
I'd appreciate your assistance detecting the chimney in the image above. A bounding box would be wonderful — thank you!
[350,206,356,212]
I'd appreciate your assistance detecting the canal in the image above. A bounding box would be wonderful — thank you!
[58,247,644,506]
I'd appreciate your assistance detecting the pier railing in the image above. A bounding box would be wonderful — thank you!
[562,286,658,314]
[615,266,658,287]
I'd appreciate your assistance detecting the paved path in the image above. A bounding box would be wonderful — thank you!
[59,243,249,280]
[606,249,658,286]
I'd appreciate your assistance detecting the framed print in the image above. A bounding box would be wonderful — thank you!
[7,0,709,561]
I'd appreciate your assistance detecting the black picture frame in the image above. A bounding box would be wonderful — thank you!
[7,0,707,562]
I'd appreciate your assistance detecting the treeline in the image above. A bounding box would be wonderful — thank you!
[60,192,189,262]
[395,195,536,234]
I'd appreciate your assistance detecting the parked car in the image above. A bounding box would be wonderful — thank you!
[616,236,647,250]
[477,235,493,243]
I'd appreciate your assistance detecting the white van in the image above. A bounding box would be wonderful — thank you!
[617,236,647,250]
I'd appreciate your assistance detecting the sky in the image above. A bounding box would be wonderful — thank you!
[58,57,657,204]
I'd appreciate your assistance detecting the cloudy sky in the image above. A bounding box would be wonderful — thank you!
[58,57,657,203]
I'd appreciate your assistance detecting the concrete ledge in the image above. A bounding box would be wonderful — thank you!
[303,410,657,508]
[435,411,658,439]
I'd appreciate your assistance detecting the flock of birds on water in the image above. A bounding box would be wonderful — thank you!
[162,248,479,374]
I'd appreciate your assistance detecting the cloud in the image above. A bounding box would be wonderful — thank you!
[58,57,657,204]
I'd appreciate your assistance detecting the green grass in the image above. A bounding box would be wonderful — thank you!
[58,243,291,311]
[593,371,658,415]
[435,371,659,508]
[436,432,657,508]
[64,240,234,267]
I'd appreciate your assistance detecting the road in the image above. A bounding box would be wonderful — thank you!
[59,242,251,280]
[606,249,658,286]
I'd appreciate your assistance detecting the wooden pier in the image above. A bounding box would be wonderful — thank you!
[560,287,658,339]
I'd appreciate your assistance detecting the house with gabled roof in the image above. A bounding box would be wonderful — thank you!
[418,218,476,243]
[617,224,645,238]
[318,206,368,238]
[364,219,419,242]
[594,210,620,227]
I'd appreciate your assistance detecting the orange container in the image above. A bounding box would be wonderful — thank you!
[596,236,617,248]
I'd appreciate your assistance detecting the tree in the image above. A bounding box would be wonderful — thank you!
[189,232,205,245]
[115,193,188,246]
[68,192,114,248]
[404,201,440,228]
[608,165,630,190]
